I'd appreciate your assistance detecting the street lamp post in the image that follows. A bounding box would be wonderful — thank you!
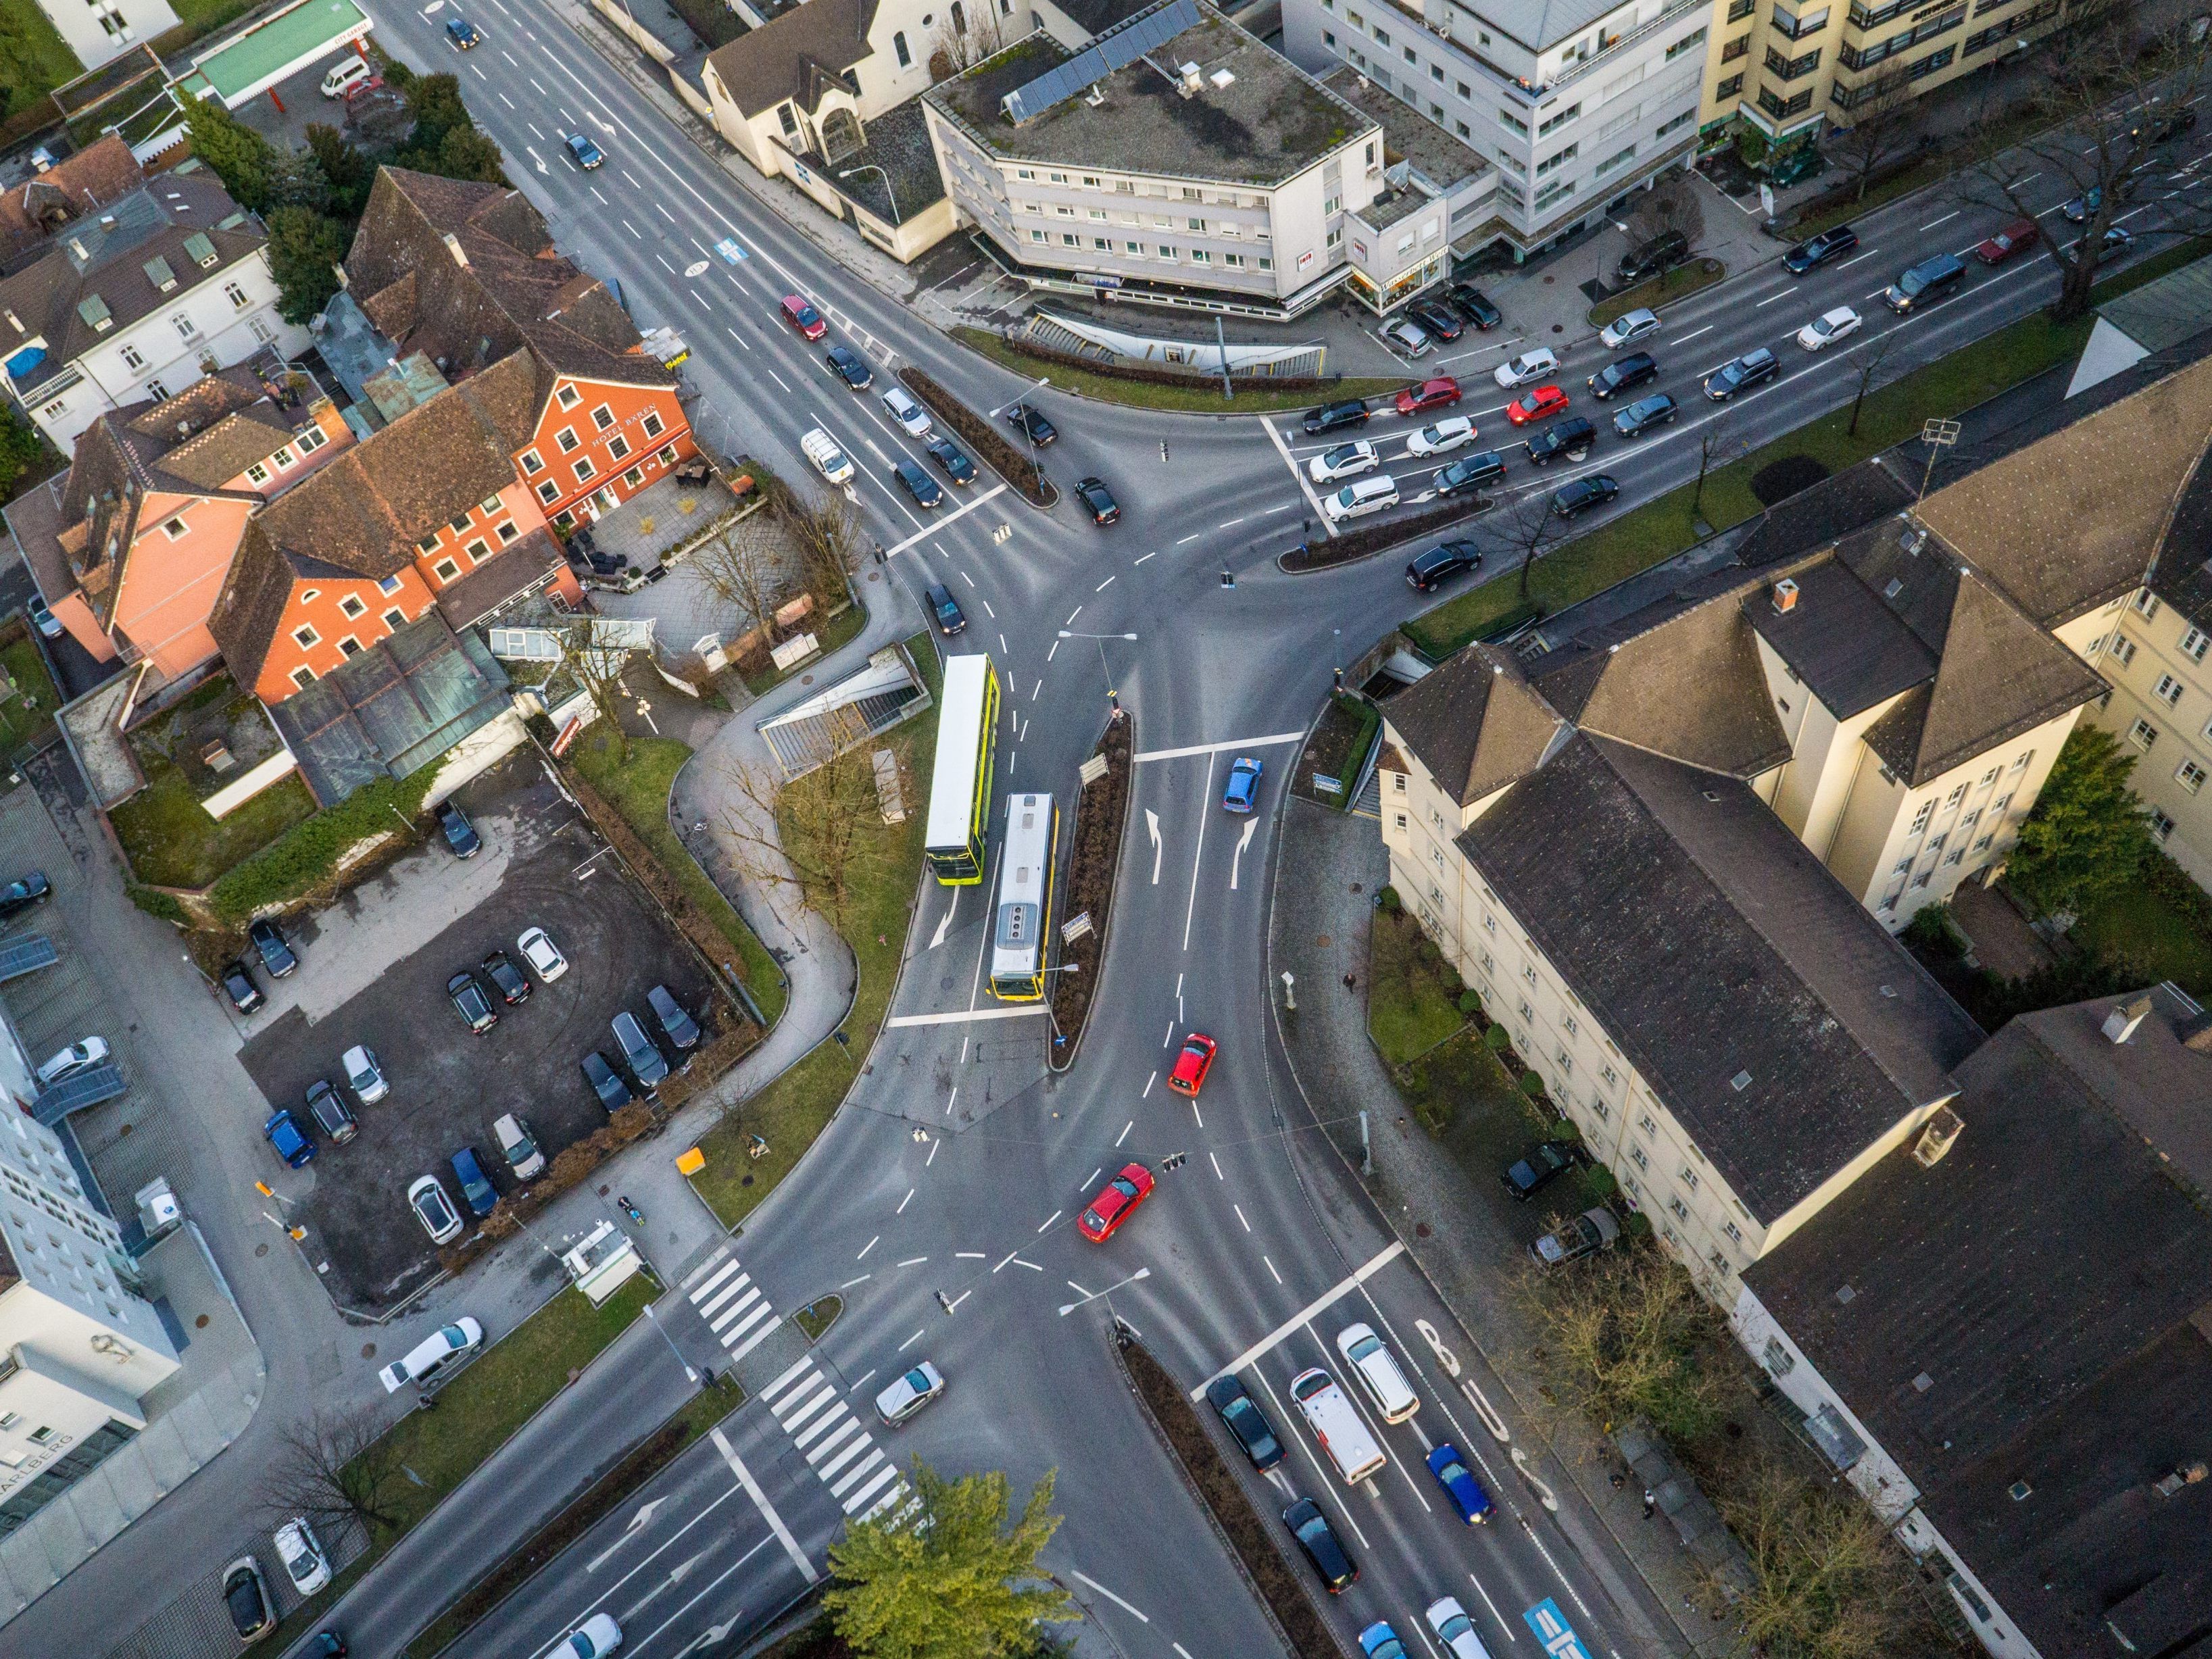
[839,164,899,224]
[1057,630,1137,710]
[641,1303,699,1385]
[991,376,1052,497]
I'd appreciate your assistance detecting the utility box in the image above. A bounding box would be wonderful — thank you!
[563,1219,643,1306]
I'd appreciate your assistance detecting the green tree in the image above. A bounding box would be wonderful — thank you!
[0,408,55,499]
[426,122,507,184]
[2007,726,2158,917]
[262,147,331,212]
[825,1462,1075,1659]
[265,208,351,325]
[401,71,473,153]
[308,123,375,218]
[185,98,278,213]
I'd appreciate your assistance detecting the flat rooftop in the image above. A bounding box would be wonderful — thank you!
[1323,68,1488,201]
[928,8,1376,187]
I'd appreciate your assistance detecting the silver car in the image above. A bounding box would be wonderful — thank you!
[343,1043,389,1104]
[875,1361,945,1426]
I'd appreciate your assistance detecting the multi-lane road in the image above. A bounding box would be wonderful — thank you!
[110,5,2198,1657]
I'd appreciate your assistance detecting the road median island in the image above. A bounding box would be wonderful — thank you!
[953,326,1406,416]
[1048,711,1133,1068]
[1281,491,1494,574]
[1585,257,1725,327]
[405,1374,746,1656]
[898,366,1060,507]
[1117,1339,1341,1659]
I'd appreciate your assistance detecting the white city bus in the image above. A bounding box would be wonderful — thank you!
[925,655,999,885]
[988,793,1058,1001]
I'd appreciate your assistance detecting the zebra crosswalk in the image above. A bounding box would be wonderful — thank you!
[758,1357,914,1525]
[685,1252,784,1364]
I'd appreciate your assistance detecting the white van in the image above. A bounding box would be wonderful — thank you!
[801,426,854,485]
[1321,474,1399,524]
[1289,1366,1387,1485]
[378,1316,483,1393]
[320,55,374,99]
[1336,1322,1419,1422]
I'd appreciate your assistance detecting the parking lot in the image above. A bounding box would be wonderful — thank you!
[236,756,719,1314]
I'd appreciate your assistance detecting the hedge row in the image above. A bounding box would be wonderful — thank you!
[1281,497,1490,573]
[1048,714,1131,1060]
[898,368,1058,507]
[206,771,436,924]
[993,331,1337,394]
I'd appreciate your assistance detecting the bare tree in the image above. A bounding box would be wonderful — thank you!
[1513,1243,1733,1443]
[772,482,864,605]
[1966,4,2212,320]
[715,748,891,928]
[1489,486,1574,606]
[1623,174,1705,287]
[564,619,639,764]
[1843,325,1903,438]
[927,0,1010,79]
[259,1406,410,1538]
[1690,414,1747,524]
[1825,68,1921,203]
[691,516,799,647]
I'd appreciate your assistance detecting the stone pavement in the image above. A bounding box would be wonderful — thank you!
[1269,795,1747,1659]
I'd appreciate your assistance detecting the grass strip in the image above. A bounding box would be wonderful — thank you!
[900,366,1058,507]
[109,766,319,891]
[954,326,1406,415]
[1048,714,1131,1059]
[1296,695,1378,808]
[1120,1340,1337,1658]
[739,603,868,697]
[1586,260,1726,326]
[687,635,941,1227]
[1367,903,1467,1064]
[404,1375,744,1656]
[569,728,786,1029]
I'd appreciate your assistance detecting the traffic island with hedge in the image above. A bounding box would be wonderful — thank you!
[1280,497,1489,574]
[898,366,1060,507]
[1048,712,1132,1067]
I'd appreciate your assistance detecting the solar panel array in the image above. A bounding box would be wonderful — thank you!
[1000,0,1204,125]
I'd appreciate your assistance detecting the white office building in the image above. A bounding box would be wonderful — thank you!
[28,0,180,72]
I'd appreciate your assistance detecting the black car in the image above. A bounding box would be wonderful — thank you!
[220,958,264,1014]
[1448,284,1502,328]
[582,1049,633,1112]
[482,949,531,1005]
[1616,229,1687,284]
[825,345,873,389]
[1586,351,1657,401]
[1703,347,1779,401]
[1553,474,1621,519]
[925,436,976,485]
[0,870,49,918]
[435,799,481,858]
[222,1558,275,1642]
[1206,1375,1284,1470]
[1406,540,1483,592]
[2136,105,2197,144]
[893,460,944,508]
[249,916,298,978]
[1504,1139,1575,1201]
[648,984,702,1052]
[925,583,966,635]
[1282,1497,1357,1593]
[1408,300,1463,342]
[1074,476,1120,525]
[305,1077,358,1143]
[1523,416,1596,466]
[1612,392,1678,437]
[1433,451,1506,497]
[1782,223,1859,274]
[1302,398,1369,437]
[447,970,498,1035]
[1004,403,1058,445]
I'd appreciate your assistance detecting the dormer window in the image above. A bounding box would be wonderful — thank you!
[183,232,217,269]
[556,384,581,410]
[78,294,112,332]
[161,517,188,539]
[143,256,176,292]
[246,462,270,485]
[480,495,501,513]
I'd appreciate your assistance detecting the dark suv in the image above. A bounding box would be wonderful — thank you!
[1702,347,1779,401]
[1782,224,1859,274]
[1503,1140,1575,1200]
[1447,284,1501,328]
[1302,399,1369,436]
[1408,299,1463,341]
[1523,416,1596,466]
[1552,474,1621,518]
[1616,230,1686,284]
[1587,351,1657,401]
[1283,1497,1357,1593]
[1406,541,1483,592]
[1433,451,1506,497]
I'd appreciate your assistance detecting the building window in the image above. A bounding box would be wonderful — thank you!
[435,558,460,582]
[2130,718,2160,751]
[2150,809,2176,842]
[657,444,679,466]
[537,480,561,504]
[622,466,645,489]
[1667,26,1709,59]
[1723,1220,1743,1245]
[2155,673,2184,708]
[171,313,195,341]
[465,539,489,562]
[1500,109,1529,136]
[2109,635,2138,667]
[2180,760,2208,795]
[608,434,631,461]
[224,280,251,310]
[383,607,408,631]
[292,625,320,649]
[246,462,270,485]
[641,410,665,439]
[290,666,316,690]
[338,595,366,620]
[1679,1166,1698,1193]
[520,449,545,474]
[1763,1337,1794,1376]
[556,427,581,453]
[1716,72,1745,97]
[297,428,326,455]
[1909,799,1934,833]
[337,637,363,658]
[557,385,582,410]
[2135,591,2162,620]
[1538,103,1581,136]
[120,343,145,371]
[378,574,405,596]
[497,521,520,545]
[1629,1143,1650,1172]
[574,457,597,483]
[894,29,910,65]
[1994,791,2013,813]
[1972,833,1994,853]
[1756,84,1816,119]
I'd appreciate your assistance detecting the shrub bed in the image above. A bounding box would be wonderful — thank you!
[1119,1340,1340,1658]
[1050,713,1132,1063]
[990,332,1337,393]
[1281,498,1488,573]
[898,367,1058,507]
[205,772,435,923]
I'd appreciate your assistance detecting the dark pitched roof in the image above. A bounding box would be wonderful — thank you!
[0,137,145,270]
[206,524,300,692]
[342,168,672,392]
[1458,735,1980,1220]
[1914,349,2212,628]
[146,406,298,491]
[706,0,877,119]
[2145,432,2212,628]
[1734,456,1915,572]
[433,526,564,630]
[1743,986,2212,1659]
[1384,643,1564,806]
[1744,555,1934,719]
[1049,0,1162,33]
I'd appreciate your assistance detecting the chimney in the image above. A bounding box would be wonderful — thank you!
[1912,1104,1963,1168]
[1177,61,1203,95]
[1771,577,1799,615]
[443,232,470,268]
[2103,997,2153,1045]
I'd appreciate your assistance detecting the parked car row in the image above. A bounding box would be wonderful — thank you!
[1374,284,1504,357]
[587,988,702,1110]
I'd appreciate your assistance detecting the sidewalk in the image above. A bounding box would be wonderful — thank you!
[1269,797,1742,1659]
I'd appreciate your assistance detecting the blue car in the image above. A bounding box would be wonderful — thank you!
[564,132,604,170]
[1223,756,1262,814]
[1427,1442,1494,1525]
[449,1147,497,1218]
[264,1110,315,1169]
[444,16,480,47]
[1358,1623,1408,1659]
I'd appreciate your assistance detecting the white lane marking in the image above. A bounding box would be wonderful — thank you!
[897,1256,928,1266]
[927,1138,940,1166]
[1248,1366,1372,1550]
[885,1005,1049,1027]
[1096,574,1116,591]
[1233,1204,1250,1233]
[896,1188,914,1214]
[1143,1070,1157,1098]
[957,1251,987,1258]
[1466,1568,1515,1640]
[841,1274,870,1288]
[897,1328,925,1351]
[1266,416,1339,534]
[880,483,1008,556]
[1188,1241,1408,1397]
[1229,818,1257,890]
[1210,1152,1223,1179]
[1136,732,1305,762]
[709,1429,818,1582]
[1264,1255,1282,1285]
[1181,753,1216,951]
[928,894,956,950]
[1147,809,1163,884]
[1134,550,1157,564]
[1071,1570,1150,1623]
[1833,247,1884,271]
[1037,1209,1063,1233]
[1921,209,1961,230]
[858,1235,877,1259]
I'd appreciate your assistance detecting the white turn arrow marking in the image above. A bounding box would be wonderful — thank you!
[587,1496,668,1570]
[928,893,956,950]
[1229,818,1256,891]
[526,146,547,174]
[665,1545,712,1586]
[683,1620,742,1656]
[1147,810,1162,885]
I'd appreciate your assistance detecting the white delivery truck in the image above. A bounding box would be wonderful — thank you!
[1289,1366,1387,1484]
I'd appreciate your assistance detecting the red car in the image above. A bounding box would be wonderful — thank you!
[1078,1163,1155,1242]
[1394,376,1462,417]
[780,294,827,341]
[1973,216,2040,265]
[1506,385,1569,426]
[1167,1032,1216,1097]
